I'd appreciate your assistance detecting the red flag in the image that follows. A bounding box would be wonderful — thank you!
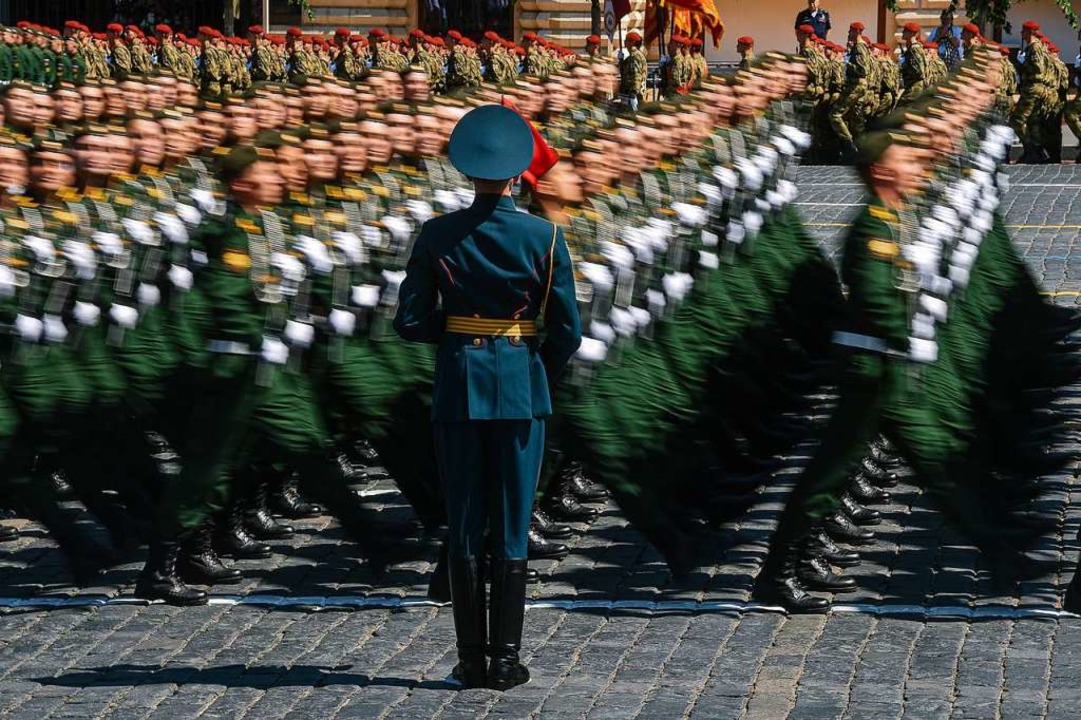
[500,97,559,188]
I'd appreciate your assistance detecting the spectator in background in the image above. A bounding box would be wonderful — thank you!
[794,0,831,41]
[927,7,963,70]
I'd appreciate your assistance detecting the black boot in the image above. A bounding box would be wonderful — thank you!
[244,481,295,539]
[271,472,324,519]
[806,528,860,568]
[179,519,243,585]
[566,465,608,502]
[135,537,208,606]
[428,541,451,603]
[532,508,573,540]
[823,511,875,545]
[527,528,569,560]
[487,558,530,690]
[840,493,881,526]
[447,556,487,689]
[859,458,898,488]
[214,501,273,559]
[546,492,599,522]
[850,473,891,505]
[753,536,829,613]
[798,555,857,592]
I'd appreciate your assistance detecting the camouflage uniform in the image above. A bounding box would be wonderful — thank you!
[829,36,870,149]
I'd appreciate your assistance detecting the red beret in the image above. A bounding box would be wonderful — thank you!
[448,30,463,40]
[1022,20,1040,31]
[484,30,501,42]
[586,34,601,45]
[92,32,106,40]
[64,20,81,29]
[409,28,425,38]
[389,35,401,44]
[691,38,703,47]
[962,23,979,35]
[849,21,865,31]
[998,44,1010,56]
[197,26,212,35]
[430,36,445,46]
[147,36,159,46]
[461,37,476,48]
[335,27,351,37]
[924,40,938,49]
[248,25,264,36]
[1049,43,1060,53]
[626,31,642,43]
[514,47,525,56]
[107,23,124,33]
[368,27,387,38]
[902,22,921,33]
[798,24,815,34]
[286,27,303,37]
[522,31,537,41]
[155,24,172,34]
[126,25,141,35]
[736,36,753,45]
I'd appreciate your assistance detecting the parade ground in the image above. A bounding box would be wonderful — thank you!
[1,165,1080,720]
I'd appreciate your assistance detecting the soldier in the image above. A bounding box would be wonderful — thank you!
[619,31,647,111]
[106,23,132,79]
[689,39,709,89]
[737,36,754,70]
[829,22,871,161]
[585,34,601,62]
[128,25,154,75]
[1012,21,1057,163]
[1042,38,1068,163]
[899,21,930,105]
[394,104,581,689]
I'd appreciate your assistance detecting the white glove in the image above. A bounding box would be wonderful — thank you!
[434,189,459,212]
[407,199,434,224]
[329,308,356,336]
[294,236,332,275]
[0,265,14,298]
[454,188,475,208]
[381,215,412,244]
[589,321,616,345]
[361,225,383,247]
[91,230,123,258]
[698,251,719,270]
[579,262,614,291]
[575,337,608,362]
[380,270,407,306]
[662,272,693,302]
[261,336,289,365]
[73,301,100,327]
[190,188,217,213]
[772,136,796,157]
[122,218,155,245]
[908,338,938,364]
[600,241,634,269]
[645,289,666,315]
[168,264,193,290]
[153,211,188,244]
[351,284,381,307]
[283,320,314,348]
[271,251,307,281]
[332,231,365,265]
[726,221,746,245]
[62,240,96,280]
[712,165,738,191]
[190,249,209,266]
[919,294,949,322]
[175,203,202,227]
[629,306,651,329]
[609,307,636,337]
[43,314,67,344]
[742,211,763,237]
[671,202,706,228]
[137,282,161,307]
[110,303,139,329]
[15,314,42,342]
[23,236,55,264]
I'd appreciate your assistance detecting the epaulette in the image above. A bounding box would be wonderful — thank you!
[868,205,897,223]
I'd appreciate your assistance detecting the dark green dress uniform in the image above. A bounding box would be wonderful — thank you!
[394,105,581,692]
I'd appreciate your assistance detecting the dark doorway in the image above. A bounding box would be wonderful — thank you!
[419,0,512,39]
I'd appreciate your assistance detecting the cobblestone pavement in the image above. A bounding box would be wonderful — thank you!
[2,166,1081,719]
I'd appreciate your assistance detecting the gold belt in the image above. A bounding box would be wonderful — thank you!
[445,316,537,337]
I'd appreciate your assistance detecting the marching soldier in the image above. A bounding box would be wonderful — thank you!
[899,21,930,105]
[1012,21,1057,163]
[737,36,755,70]
[829,22,871,161]
[106,23,132,80]
[619,31,647,110]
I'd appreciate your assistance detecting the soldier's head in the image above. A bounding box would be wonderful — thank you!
[736,36,754,56]
[543,72,575,116]
[102,80,126,118]
[286,27,302,49]
[104,126,135,174]
[336,84,360,120]
[386,108,416,157]
[128,114,165,168]
[224,99,258,144]
[360,116,393,165]
[53,84,83,123]
[30,138,75,195]
[120,79,147,113]
[593,61,618,99]
[3,83,36,129]
[333,120,367,174]
[797,24,815,49]
[847,22,864,44]
[176,79,199,108]
[857,131,928,202]
[78,82,105,120]
[414,110,444,158]
[625,31,642,49]
[533,150,582,205]
[301,78,330,120]
[0,137,29,195]
[807,0,819,10]
[1021,20,1039,44]
[961,23,980,48]
[652,109,681,157]
[572,65,595,98]
[254,91,286,131]
[283,89,304,127]
[222,145,284,209]
[151,74,178,110]
[248,25,265,45]
[403,67,431,102]
[301,125,338,183]
[901,22,921,48]
[196,103,227,149]
[160,110,193,161]
[31,90,54,131]
[573,140,609,197]
[275,132,308,191]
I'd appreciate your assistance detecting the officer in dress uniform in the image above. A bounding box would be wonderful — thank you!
[794,0,831,40]
[394,105,581,690]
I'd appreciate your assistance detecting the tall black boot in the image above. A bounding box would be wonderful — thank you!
[487,558,530,691]
[753,532,830,613]
[428,540,451,602]
[448,555,487,689]
[271,471,324,519]
[244,481,295,539]
[179,519,243,585]
[214,499,273,559]
[134,536,208,606]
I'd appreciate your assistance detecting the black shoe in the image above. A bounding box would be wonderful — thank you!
[527,529,569,560]
[245,481,296,539]
[546,493,599,523]
[754,576,830,613]
[271,473,325,519]
[179,520,242,585]
[448,555,487,689]
[850,474,891,505]
[799,556,858,592]
[868,444,899,469]
[0,524,17,542]
[824,511,875,545]
[532,509,573,540]
[50,470,75,500]
[860,459,898,488]
[135,538,209,606]
[215,502,273,559]
[487,558,530,691]
[806,530,860,568]
[567,470,608,502]
[840,493,881,526]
